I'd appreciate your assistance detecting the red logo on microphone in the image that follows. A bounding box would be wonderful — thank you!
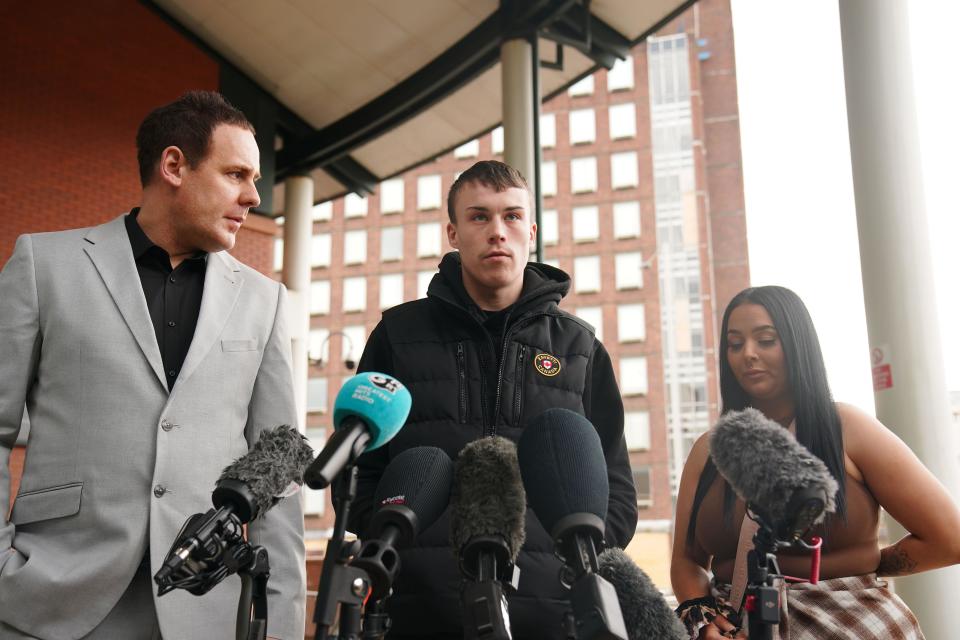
[380,495,406,506]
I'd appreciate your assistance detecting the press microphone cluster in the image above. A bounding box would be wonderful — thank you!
[155,424,314,595]
[449,436,527,640]
[709,408,838,541]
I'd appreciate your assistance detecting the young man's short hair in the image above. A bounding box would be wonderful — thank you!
[446,160,529,223]
[136,90,254,187]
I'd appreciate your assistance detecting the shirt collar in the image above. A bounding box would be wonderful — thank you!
[124,208,208,264]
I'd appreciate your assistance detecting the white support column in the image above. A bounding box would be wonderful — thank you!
[839,2,960,635]
[282,176,313,434]
[501,38,535,185]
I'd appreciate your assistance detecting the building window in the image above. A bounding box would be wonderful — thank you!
[569,108,596,145]
[575,306,603,342]
[311,234,331,268]
[541,160,557,197]
[633,466,652,507]
[273,237,283,273]
[342,325,366,365]
[312,201,332,221]
[310,280,330,315]
[568,75,594,96]
[609,103,637,140]
[380,226,403,262]
[572,205,599,243]
[417,174,442,210]
[491,126,504,154]
[619,357,648,395]
[417,222,442,258]
[615,252,644,290]
[343,230,367,265]
[611,151,639,189]
[344,193,368,218]
[380,273,404,310]
[541,209,558,246]
[454,139,479,158]
[417,270,434,299]
[570,156,598,193]
[574,255,601,293]
[618,304,646,342]
[308,328,329,364]
[342,276,367,312]
[624,411,650,451]
[379,179,404,214]
[613,201,641,239]
[648,35,691,106]
[607,55,634,91]
[306,377,328,413]
[540,113,556,149]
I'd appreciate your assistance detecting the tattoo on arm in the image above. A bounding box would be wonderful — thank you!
[878,543,918,576]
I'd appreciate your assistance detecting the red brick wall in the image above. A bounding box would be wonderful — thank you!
[0,1,212,264]
[697,0,752,314]
[1,2,277,508]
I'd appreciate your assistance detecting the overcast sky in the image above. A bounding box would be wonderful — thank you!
[729,1,959,413]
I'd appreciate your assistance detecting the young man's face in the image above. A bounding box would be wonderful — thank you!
[171,123,261,254]
[446,180,536,308]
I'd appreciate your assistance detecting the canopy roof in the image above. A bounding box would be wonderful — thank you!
[149,0,694,209]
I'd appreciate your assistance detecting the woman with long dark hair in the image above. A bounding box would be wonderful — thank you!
[670,286,960,639]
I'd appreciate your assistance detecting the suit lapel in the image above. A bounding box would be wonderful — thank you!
[177,251,243,386]
[83,216,168,392]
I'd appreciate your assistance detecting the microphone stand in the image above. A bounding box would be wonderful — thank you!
[744,522,782,640]
[744,489,827,640]
[312,465,375,640]
[234,545,271,640]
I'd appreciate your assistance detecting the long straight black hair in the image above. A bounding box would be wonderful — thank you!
[686,286,846,546]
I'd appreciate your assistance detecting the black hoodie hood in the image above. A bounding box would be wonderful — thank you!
[427,251,570,325]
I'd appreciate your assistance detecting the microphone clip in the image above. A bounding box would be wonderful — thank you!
[460,535,520,590]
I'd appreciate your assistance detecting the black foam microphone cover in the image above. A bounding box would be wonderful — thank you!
[449,436,527,564]
[597,548,687,640]
[372,446,454,545]
[709,408,838,538]
[517,408,609,537]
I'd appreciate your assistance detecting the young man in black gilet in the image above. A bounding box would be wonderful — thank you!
[341,160,637,639]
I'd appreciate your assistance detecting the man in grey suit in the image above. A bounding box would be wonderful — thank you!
[0,91,306,639]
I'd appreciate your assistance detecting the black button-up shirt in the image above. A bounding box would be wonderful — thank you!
[124,209,207,390]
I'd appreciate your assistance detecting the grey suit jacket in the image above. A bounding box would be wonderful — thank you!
[0,215,306,639]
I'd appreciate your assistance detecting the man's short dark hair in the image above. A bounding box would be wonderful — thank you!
[446,160,529,223]
[136,90,254,187]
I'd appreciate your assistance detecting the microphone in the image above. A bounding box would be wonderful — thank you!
[304,372,412,489]
[517,408,627,640]
[596,548,687,640]
[709,408,839,541]
[351,446,454,600]
[155,424,314,595]
[449,436,527,640]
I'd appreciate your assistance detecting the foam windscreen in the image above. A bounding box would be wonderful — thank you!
[374,446,453,532]
[333,372,412,451]
[517,408,609,535]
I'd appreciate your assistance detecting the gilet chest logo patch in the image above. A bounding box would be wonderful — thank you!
[534,353,561,377]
